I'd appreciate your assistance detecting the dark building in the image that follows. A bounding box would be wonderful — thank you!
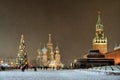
[72,50,114,69]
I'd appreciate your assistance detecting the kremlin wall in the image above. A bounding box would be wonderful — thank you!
[105,48,120,65]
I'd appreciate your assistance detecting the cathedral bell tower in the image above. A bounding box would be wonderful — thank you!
[42,45,48,66]
[93,12,107,54]
[55,45,61,63]
[47,34,53,54]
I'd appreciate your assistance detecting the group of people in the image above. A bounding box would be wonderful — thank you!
[0,66,5,71]
[20,64,37,72]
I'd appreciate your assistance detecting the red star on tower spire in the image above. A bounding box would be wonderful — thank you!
[98,10,101,15]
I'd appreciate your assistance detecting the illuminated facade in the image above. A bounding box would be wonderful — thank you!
[105,48,120,65]
[93,12,107,54]
[0,58,16,67]
[36,34,63,69]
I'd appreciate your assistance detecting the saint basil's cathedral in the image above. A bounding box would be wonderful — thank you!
[36,34,63,69]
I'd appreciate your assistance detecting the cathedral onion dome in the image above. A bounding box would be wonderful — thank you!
[42,47,48,53]
[55,45,60,54]
[87,49,105,58]
[55,45,59,50]
[50,50,54,55]
[37,48,42,54]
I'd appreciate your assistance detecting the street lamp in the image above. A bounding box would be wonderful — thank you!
[74,59,77,63]
[0,60,3,64]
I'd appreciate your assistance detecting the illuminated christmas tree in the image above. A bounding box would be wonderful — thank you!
[16,34,28,68]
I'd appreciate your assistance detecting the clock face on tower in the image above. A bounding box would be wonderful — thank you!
[98,32,102,38]
[97,30,103,38]
[98,33,102,38]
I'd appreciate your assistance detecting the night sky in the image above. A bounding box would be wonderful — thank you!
[0,0,120,65]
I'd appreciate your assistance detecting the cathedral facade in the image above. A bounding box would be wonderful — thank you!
[36,34,63,69]
[93,12,107,54]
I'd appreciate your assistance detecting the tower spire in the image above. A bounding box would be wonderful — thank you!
[48,34,52,44]
[37,42,42,54]
[97,11,101,23]
[55,43,60,54]
[96,11,103,30]
[42,43,47,53]
[47,33,53,52]
[55,43,59,50]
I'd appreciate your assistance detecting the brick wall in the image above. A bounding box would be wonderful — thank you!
[105,49,120,65]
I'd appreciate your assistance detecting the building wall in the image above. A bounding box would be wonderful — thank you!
[105,49,120,65]
[93,43,107,54]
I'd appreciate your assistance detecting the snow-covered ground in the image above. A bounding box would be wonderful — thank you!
[0,69,120,80]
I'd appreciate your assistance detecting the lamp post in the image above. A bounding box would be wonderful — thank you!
[0,60,3,64]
